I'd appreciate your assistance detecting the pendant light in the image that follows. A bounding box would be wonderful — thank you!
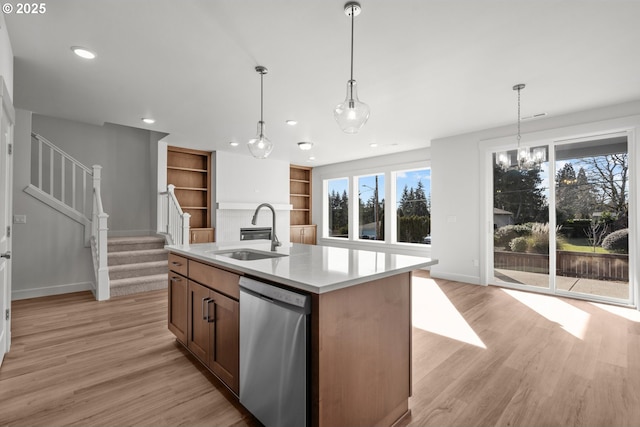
[334,2,370,134]
[247,66,273,159]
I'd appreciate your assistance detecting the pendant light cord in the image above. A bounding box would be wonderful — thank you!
[260,70,264,137]
[350,5,355,83]
[517,86,521,146]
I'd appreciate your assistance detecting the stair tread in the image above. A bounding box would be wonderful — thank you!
[110,273,167,287]
[108,236,165,245]
[109,260,168,272]
[109,248,167,257]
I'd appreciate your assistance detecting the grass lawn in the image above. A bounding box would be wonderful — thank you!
[561,238,609,254]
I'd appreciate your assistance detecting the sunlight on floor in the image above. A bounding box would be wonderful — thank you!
[502,289,591,339]
[412,276,486,349]
[589,302,640,322]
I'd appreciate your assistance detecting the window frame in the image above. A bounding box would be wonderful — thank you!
[320,160,431,254]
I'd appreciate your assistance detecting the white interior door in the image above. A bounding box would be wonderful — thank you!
[0,77,15,366]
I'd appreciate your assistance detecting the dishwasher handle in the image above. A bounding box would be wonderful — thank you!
[239,276,310,314]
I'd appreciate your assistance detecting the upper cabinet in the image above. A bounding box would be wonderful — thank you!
[290,165,316,245]
[167,146,215,243]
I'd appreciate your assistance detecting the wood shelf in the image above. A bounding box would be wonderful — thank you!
[167,166,208,173]
[174,186,208,191]
[290,165,315,244]
[168,146,214,243]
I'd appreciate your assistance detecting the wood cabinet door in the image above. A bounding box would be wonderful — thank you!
[302,225,317,245]
[190,228,214,244]
[290,226,303,244]
[208,289,240,395]
[187,280,211,363]
[168,272,188,344]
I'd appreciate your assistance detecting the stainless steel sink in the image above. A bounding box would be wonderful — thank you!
[213,248,287,261]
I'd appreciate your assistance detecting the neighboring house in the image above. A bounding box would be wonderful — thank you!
[494,207,514,229]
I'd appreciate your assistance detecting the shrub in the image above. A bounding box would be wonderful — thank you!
[494,224,532,248]
[509,236,529,252]
[602,229,629,253]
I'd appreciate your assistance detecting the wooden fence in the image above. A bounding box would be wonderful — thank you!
[494,251,629,281]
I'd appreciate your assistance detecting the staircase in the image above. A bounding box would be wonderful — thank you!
[108,236,168,297]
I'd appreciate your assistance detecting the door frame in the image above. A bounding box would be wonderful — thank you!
[0,76,15,364]
[479,115,640,309]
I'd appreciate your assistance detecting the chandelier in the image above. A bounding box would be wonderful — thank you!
[496,83,546,171]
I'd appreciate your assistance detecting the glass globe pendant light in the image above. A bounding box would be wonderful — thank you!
[247,65,273,159]
[334,2,370,134]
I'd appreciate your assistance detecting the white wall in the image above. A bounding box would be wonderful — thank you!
[0,13,13,100]
[214,151,290,243]
[12,109,94,299]
[430,100,640,290]
[312,148,432,257]
[31,114,161,235]
[12,112,162,299]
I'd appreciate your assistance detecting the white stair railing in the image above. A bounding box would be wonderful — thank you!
[28,132,109,300]
[159,184,190,248]
[91,166,110,301]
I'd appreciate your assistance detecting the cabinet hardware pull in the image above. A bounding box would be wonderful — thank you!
[207,299,216,323]
[202,297,211,320]
[170,276,182,282]
[171,261,182,266]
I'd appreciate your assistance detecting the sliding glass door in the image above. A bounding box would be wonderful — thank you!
[493,146,551,290]
[554,135,630,302]
[491,134,632,305]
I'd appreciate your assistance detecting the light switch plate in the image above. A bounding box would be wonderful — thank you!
[13,215,26,224]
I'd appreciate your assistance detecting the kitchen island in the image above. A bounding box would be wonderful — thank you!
[166,241,437,427]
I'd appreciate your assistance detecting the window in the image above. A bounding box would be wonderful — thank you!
[358,174,385,241]
[396,168,431,244]
[327,178,348,238]
[322,163,431,247]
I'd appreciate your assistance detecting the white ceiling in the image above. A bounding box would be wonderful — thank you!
[5,0,640,166]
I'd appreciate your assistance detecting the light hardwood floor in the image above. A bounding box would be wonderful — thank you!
[1,272,639,426]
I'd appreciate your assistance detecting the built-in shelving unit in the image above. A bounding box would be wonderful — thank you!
[167,146,214,243]
[290,165,316,244]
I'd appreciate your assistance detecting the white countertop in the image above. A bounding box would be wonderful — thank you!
[166,240,438,294]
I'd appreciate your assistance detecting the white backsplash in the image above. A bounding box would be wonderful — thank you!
[216,208,290,243]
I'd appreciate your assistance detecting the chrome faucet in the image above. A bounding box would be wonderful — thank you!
[251,203,281,252]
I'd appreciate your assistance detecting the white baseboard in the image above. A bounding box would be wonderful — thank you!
[12,281,94,300]
[428,270,483,286]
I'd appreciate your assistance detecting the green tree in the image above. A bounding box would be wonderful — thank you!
[494,165,548,223]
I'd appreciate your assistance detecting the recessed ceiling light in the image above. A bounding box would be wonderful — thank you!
[369,143,378,148]
[71,46,96,59]
[229,141,239,147]
[286,120,298,126]
[141,118,155,124]
[308,156,316,161]
[297,142,313,151]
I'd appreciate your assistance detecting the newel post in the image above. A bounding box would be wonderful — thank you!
[182,212,191,249]
[92,165,110,301]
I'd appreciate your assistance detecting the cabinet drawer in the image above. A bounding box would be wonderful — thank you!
[188,260,240,300]
[169,253,188,276]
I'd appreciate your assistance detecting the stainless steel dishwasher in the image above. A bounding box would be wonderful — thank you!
[239,276,310,427]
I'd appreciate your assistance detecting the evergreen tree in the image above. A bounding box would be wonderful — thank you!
[494,165,548,223]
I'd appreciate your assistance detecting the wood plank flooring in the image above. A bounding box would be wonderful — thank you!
[1,272,639,426]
